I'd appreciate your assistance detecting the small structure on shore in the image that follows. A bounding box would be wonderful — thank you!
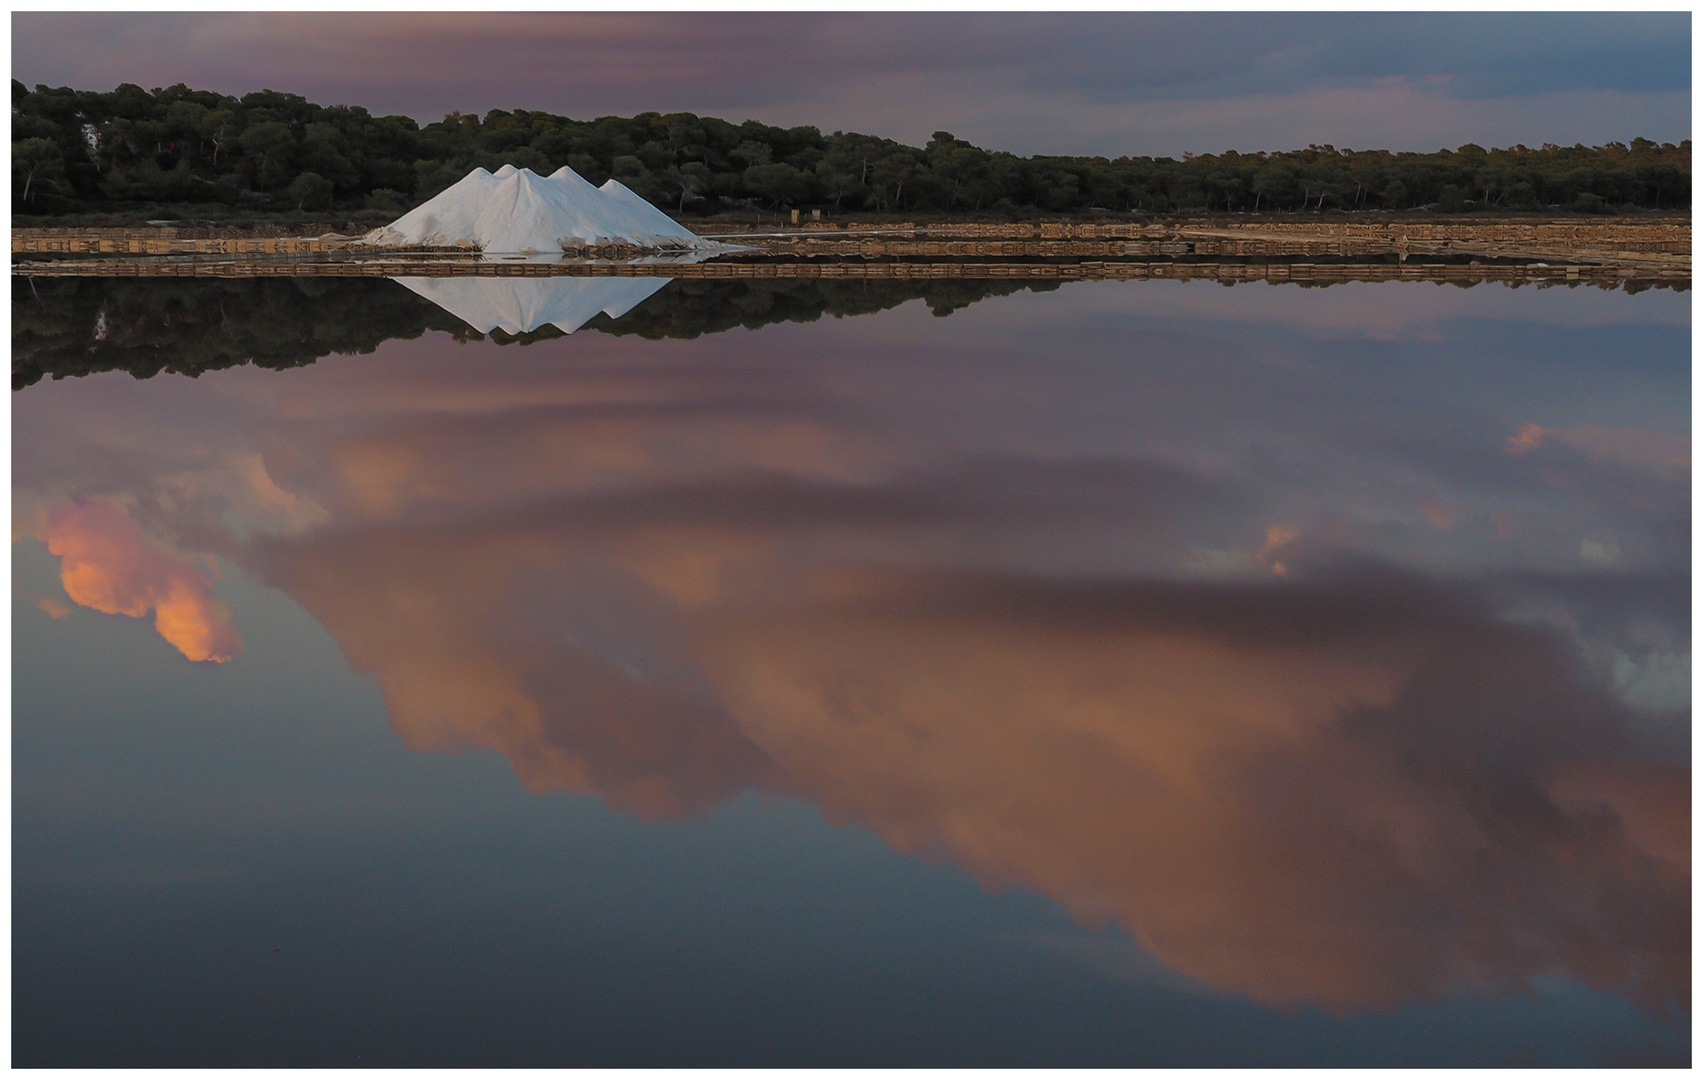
[364,164,710,254]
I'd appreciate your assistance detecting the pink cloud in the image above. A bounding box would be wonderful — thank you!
[42,501,242,663]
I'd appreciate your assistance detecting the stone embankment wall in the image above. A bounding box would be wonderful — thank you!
[13,219,1689,278]
[12,230,712,261]
[696,218,1689,250]
[723,220,1689,267]
[723,237,1674,259]
[12,229,370,255]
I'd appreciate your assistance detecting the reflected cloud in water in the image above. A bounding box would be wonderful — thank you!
[41,501,241,663]
[13,278,1688,1018]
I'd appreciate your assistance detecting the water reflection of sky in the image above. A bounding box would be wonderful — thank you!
[13,279,1689,1065]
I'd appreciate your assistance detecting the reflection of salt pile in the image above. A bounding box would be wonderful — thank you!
[365,164,710,253]
[393,274,670,335]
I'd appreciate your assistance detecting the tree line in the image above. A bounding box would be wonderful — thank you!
[13,79,1692,221]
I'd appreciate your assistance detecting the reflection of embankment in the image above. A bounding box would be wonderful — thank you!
[14,256,1690,288]
[10,276,1053,389]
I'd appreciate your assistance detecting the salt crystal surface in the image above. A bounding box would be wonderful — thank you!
[375,167,499,249]
[599,179,702,247]
[365,165,714,254]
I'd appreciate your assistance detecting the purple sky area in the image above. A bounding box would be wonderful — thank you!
[11,12,1691,156]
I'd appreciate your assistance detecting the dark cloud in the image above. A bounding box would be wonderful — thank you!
[413,456,1245,537]
[11,13,1689,155]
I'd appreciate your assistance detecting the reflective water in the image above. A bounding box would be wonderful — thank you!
[12,274,1690,1066]
[391,274,673,335]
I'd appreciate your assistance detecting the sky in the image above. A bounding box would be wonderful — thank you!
[10,12,1692,157]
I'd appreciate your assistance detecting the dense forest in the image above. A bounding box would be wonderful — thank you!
[13,80,1692,222]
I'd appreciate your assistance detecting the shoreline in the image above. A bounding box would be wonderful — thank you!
[13,219,1690,284]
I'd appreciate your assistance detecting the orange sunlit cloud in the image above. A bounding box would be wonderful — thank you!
[1255,524,1300,576]
[1507,422,1548,454]
[322,411,897,522]
[1508,422,1689,471]
[33,596,72,619]
[42,501,242,662]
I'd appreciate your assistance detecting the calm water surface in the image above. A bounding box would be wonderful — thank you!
[12,275,1690,1066]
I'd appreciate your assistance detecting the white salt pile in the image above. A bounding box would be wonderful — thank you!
[392,274,670,335]
[365,164,709,254]
[598,178,702,247]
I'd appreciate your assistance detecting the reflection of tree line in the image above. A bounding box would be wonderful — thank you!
[11,276,1055,389]
[599,275,1053,339]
